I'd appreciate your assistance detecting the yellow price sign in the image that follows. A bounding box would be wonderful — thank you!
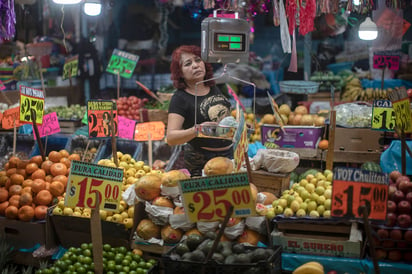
[392,98,412,133]
[371,100,395,131]
[19,86,44,124]
[180,172,255,223]
[65,160,124,211]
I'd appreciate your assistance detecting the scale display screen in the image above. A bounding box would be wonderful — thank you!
[214,33,245,51]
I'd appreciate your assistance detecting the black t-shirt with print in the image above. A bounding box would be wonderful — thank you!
[168,86,233,149]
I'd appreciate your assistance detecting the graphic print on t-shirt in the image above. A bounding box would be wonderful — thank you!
[200,95,231,122]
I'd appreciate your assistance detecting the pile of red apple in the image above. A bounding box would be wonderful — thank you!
[115,96,149,121]
[372,170,412,262]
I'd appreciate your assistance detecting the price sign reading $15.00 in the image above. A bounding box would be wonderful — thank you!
[106,49,139,79]
[371,100,395,131]
[65,160,124,211]
[179,172,256,223]
[87,100,118,138]
[62,55,79,80]
[19,85,44,124]
[331,167,389,221]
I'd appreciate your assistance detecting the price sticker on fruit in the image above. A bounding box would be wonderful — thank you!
[371,100,395,131]
[106,49,139,79]
[62,55,79,80]
[179,172,256,223]
[65,160,124,211]
[19,85,44,125]
[87,100,118,138]
[331,167,389,220]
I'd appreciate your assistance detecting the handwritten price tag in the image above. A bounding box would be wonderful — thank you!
[65,160,124,211]
[392,98,412,133]
[331,167,389,221]
[134,121,165,141]
[87,100,118,138]
[0,80,5,90]
[373,54,400,70]
[62,55,79,80]
[371,100,395,131]
[1,107,20,129]
[106,49,139,79]
[179,172,255,223]
[118,116,136,140]
[19,86,44,125]
[33,112,60,139]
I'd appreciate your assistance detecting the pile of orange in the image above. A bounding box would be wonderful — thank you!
[0,150,80,222]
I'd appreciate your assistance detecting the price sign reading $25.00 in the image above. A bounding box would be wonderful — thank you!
[65,160,124,211]
[371,100,395,131]
[179,172,256,223]
[19,85,44,125]
[106,49,139,79]
[331,167,389,221]
[87,100,118,138]
[62,55,79,80]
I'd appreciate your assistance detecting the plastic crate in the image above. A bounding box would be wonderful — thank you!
[64,135,104,163]
[29,134,71,157]
[93,138,143,163]
[0,133,35,158]
[161,245,282,274]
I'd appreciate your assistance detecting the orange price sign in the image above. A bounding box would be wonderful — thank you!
[2,107,21,129]
[179,172,256,223]
[331,167,389,221]
[134,121,165,141]
[65,160,124,211]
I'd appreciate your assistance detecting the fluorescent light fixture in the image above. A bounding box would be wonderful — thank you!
[353,0,360,5]
[358,17,378,40]
[52,0,82,4]
[84,1,102,16]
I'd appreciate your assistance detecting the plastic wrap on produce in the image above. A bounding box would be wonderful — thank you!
[169,214,195,231]
[122,184,139,206]
[145,201,174,226]
[223,219,246,240]
[245,216,267,235]
[335,102,372,128]
[197,221,220,234]
[253,148,299,173]
[160,185,181,198]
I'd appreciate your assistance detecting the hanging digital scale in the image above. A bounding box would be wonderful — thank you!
[201,11,250,64]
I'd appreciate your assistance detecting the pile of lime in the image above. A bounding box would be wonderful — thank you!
[36,243,156,274]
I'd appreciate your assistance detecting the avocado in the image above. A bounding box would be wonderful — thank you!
[175,242,190,256]
[224,254,237,264]
[265,248,275,259]
[232,243,246,254]
[235,253,251,264]
[191,249,206,262]
[211,253,225,263]
[182,252,192,261]
[221,241,233,257]
[250,248,267,262]
[186,234,203,251]
[204,231,217,240]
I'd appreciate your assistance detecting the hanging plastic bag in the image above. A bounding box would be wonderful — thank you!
[380,140,412,175]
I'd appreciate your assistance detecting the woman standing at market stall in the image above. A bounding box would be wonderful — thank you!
[166,45,233,177]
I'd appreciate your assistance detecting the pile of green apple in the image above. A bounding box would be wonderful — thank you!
[271,170,334,218]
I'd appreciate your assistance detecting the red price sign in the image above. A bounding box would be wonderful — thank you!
[180,172,255,223]
[373,53,400,70]
[65,160,124,211]
[331,167,389,220]
[87,100,118,138]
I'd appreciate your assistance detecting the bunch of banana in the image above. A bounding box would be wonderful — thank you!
[342,87,390,102]
[292,261,324,274]
[341,76,363,101]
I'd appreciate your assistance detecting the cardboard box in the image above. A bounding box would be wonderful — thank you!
[271,221,363,258]
[334,128,383,152]
[262,125,323,149]
[250,170,290,196]
[0,217,46,249]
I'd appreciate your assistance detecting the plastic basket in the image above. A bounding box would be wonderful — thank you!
[161,245,282,274]
[0,133,35,157]
[279,80,320,94]
[29,134,71,158]
[64,135,104,163]
[93,138,143,164]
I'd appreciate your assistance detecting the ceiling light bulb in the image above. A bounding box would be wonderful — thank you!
[353,0,360,5]
[84,2,101,16]
[358,17,378,40]
[52,0,82,4]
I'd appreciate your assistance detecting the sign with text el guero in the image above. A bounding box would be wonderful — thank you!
[331,167,389,221]
[65,160,124,211]
[179,172,255,223]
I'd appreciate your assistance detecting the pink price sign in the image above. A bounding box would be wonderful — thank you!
[34,112,61,139]
[118,115,136,140]
[373,54,400,70]
[0,80,5,90]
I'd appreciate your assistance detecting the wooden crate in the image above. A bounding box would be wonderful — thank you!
[59,119,83,134]
[250,170,290,196]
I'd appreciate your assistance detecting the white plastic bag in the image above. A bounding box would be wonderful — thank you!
[253,148,299,173]
[144,201,174,226]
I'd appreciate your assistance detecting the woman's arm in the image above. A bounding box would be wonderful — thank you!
[166,113,197,146]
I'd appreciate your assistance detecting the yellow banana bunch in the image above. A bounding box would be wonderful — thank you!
[292,261,324,274]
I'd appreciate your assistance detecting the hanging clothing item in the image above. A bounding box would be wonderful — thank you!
[288,30,298,72]
[279,0,291,53]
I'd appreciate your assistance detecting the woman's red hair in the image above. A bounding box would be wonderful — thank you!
[170,45,215,89]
